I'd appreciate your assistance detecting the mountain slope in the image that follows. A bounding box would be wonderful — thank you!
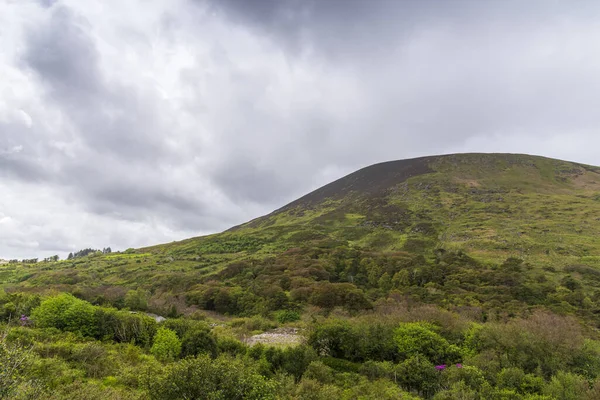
[5,153,600,320]
[215,153,600,265]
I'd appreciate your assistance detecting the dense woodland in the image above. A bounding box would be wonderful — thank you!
[4,154,600,399]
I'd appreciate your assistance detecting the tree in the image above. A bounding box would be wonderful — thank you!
[150,327,181,362]
[395,354,441,397]
[543,372,589,400]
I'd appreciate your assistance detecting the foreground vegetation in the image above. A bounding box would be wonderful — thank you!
[4,289,600,399]
[3,153,600,398]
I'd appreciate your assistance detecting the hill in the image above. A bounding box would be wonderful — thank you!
[4,153,600,316]
[156,152,600,265]
[5,153,600,398]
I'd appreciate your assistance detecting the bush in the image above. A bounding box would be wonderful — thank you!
[303,361,335,384]
[124,289,149,311]
[217,336,247,356]
[497,367,544,395]
[143,354,276,400]
[0,335,39,398]
[395,354,441,397]
[542,372,589,400]
[308,320,359,360]
[150,328,181,362]
[96,308,157,347]
[31,294,97,337]
[181,327,217,358]
[275,310,301,324]
[394,322,460,364]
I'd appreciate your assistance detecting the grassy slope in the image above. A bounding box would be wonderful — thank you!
[221,153,600,265]
[3,153,600,312]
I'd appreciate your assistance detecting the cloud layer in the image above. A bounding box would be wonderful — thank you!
[2,0,600,258]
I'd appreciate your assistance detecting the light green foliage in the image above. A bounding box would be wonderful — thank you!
[31,293,97,337]
[143,354,276,400]
[443,365,488,392]
[150,327,181,362]
[394,322,460,364]
[0,335,39,399]
[542,371,589,400]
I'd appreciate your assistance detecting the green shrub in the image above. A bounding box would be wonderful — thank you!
[275,310,301,324]
[124,289,149,311]
[308,320,359,360]
[542,372,589,400]
[395,354,441,397]
[150,328,181,362]
[142,354,276,400]
[96,307,157,347]
[304,361,335,384]
[394,322,460,364]
[217,336,247,356]
[31,294,97,337]
[497,367,544,395]
[181,327,217,358]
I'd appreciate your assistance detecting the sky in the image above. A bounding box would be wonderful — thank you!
[2,0,600,259]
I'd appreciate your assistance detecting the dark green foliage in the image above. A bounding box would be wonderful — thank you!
[395,354,441,397]
[70,248,100,259]
[308,319,359,360]
[496,367,544,395]
[308,318,399,363]
[262,345,318,381]
[217,336,248,356]
[181,327,217,358]
[275,309,301,323]
[95,307,157,347]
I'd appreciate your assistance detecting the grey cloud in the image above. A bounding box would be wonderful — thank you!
[36,0,59,8]
[0,124,47,182]
[209,0,417,58]
[23,6,171,161]
[211,0,591,59]
[23,7,101,105]
[17,5,218,233]
[212,160,295,204]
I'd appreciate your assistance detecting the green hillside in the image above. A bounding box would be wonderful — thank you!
[4,153,600,399]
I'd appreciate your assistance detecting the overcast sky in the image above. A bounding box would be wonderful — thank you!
[2,0,600,259]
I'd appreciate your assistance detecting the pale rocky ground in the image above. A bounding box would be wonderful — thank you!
[244,328,303,347]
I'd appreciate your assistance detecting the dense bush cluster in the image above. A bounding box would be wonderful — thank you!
[1,290,600,399]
